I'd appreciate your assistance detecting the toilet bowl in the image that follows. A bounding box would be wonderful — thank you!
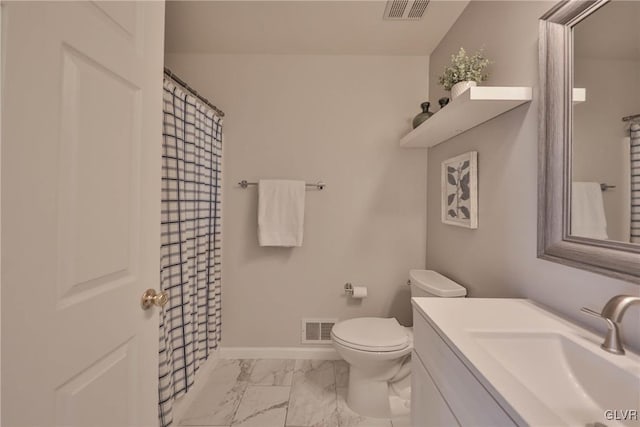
[331,318,413,418]
[331,270,466,418]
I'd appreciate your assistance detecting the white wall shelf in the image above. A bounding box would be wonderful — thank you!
[400,86,533,148]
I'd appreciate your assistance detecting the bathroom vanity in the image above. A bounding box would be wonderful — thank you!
[411,298,640,427]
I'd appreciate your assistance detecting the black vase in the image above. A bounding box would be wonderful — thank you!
[412,102,433,129]
[438,97,450,109]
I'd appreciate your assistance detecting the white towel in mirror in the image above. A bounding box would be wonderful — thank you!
[571,182,608,240]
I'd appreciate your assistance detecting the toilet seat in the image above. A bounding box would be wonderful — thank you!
[331,317,410,352]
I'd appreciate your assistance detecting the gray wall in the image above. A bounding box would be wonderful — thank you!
[427,1,640,349]
[166,54,429,347]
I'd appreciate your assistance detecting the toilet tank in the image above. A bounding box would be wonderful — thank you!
[409,270,466,298]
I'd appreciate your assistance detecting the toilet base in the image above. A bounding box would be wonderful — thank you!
[346,368,412,418]
[389,395,411,417]
[346,367,392,418]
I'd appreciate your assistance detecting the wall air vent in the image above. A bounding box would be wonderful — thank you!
[301,318,338,344]
[383,0,430,20]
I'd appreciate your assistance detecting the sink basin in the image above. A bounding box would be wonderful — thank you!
[472,331,640,426]
[411,298,640,426]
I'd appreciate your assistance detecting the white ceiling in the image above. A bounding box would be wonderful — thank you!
[164,0,470,55]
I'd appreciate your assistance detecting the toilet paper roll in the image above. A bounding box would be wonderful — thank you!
[351,286,368,299]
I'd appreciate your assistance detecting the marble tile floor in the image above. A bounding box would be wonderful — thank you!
[179,358,410,427]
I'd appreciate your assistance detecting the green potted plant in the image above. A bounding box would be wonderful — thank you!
[438,47,490,99]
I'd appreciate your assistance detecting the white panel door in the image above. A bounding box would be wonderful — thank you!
[2,2,165,426]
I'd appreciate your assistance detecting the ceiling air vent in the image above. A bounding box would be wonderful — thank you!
[384,0,430,20]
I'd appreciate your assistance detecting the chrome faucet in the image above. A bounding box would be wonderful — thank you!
[581,295,640,355]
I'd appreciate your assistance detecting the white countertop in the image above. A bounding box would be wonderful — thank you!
[411,298,640,427]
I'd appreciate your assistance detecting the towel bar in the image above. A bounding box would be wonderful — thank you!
[238,180,325,190]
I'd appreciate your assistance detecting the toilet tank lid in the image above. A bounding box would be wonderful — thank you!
[409,270,467,297]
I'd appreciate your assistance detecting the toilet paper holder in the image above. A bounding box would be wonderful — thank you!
[344,282,354,296]
[344,282,368,299]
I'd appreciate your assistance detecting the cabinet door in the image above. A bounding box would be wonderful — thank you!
[411,351,460,427]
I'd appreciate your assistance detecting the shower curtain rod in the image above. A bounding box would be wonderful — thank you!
[164,67,225,118]
[622,113,640,122]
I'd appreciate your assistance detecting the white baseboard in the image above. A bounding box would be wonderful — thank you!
[219,346,341,360]
[171,350,220,424]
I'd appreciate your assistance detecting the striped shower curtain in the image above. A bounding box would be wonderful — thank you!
[158,78,223,427]
[632,123,639,243]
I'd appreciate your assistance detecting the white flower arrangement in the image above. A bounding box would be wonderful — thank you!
[438,47,491,91]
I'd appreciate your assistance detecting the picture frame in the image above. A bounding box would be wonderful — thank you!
[441,151,478,228]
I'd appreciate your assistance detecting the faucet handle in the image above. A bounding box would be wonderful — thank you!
[580,307,602,318]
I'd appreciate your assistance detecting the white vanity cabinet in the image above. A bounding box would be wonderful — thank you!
[411,307,517,427]
[410,298,640,427]
[411,351,460,426]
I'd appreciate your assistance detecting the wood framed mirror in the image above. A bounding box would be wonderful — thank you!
[538,0,640,284]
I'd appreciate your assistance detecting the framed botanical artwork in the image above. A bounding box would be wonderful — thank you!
[441,151,478,228]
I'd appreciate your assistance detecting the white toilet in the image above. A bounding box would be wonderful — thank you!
[331,270,466,418]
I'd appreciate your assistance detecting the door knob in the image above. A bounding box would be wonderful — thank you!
[141,289,169,310]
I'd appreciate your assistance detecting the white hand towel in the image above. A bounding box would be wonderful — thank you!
[571,182,608,239]
[258,179,306,247]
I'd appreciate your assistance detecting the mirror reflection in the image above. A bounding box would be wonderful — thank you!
[571,1,640,244]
